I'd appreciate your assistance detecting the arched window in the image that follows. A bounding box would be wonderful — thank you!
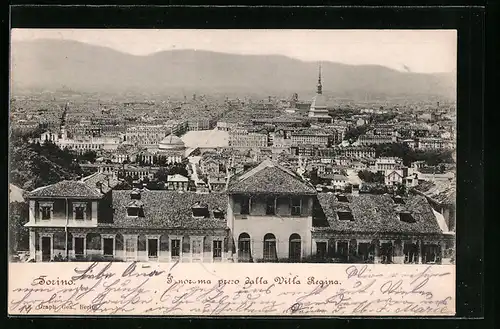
[238,233,252,262]
[289,234,301,262]
[263,233,277,262]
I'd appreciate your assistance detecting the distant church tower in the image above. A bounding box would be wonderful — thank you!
[316,64,323,94]
[308,64,332,123]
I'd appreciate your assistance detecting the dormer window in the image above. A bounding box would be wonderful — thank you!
[213,208,225,219]
[399,212,415,223]
[127,207,139,217]
[337,210,354,221]
[130,189,141,200]
[393,196,405,204]
[192,202,209,218]
[127,200,144,217]
[336,194,349,202]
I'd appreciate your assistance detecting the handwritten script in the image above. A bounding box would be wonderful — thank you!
[9,262,455,316]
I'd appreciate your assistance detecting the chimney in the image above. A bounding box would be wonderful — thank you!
[96,182,104,194]
[352,184,360,196]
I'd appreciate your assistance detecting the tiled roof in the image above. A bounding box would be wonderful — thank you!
[228,160,316,195]
[81,172,119,194]
[313,193,442,235]
[28,180,104,199]
[413,181,456,205]
[102,190,228,230]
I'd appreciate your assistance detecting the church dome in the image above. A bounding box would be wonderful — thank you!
[158,134,185,150]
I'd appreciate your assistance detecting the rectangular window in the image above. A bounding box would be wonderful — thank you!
[74,237,85,258]
[240,197,250,215]
[75,206,85,220]
[238,240,251,262]
[357,243,371,262]
[125,237,136,259]
[148,239,158,258]
[266,197,275,215]
[127,207,139,217]
[291,197,301,216]
[171,239,180,257]
[41,206,51,220]
[263,240,277,262]
[103,238,114,257]
[337,211,354,221]
[192,239,202,255]
[213,240,222,258]
[337,241,349,261]
[404,243,419,264]
[316,242,327,261]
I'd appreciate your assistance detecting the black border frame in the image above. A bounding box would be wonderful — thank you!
[4,4,486,327]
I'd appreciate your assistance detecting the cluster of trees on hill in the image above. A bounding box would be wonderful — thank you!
[357,170,385,184]
[344,125,369,142]
[373,143,454,167]
[10,137,83,191]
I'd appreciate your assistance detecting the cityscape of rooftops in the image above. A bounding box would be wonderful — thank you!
[9,30,455,265]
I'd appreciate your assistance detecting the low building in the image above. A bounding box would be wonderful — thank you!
[385,170,404,186]
[166,174,189,191]
[375,157,403,172]
[357,134,396,145]
[229,129,268,148]
[313,193,452,264]
[124,125,170,145]
[290,130,330,147]
[188,117,211,131]
[25,160,453,264]
[208,176,227,192]
[417,137,448,150]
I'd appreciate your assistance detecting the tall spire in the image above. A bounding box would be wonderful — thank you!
[317,63,323,94]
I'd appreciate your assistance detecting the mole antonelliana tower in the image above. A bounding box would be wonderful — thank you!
[308,64,332,123]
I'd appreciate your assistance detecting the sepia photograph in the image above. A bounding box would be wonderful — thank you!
[8,28,457,316]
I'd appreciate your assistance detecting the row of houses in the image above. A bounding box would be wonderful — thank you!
[23,160,454,264]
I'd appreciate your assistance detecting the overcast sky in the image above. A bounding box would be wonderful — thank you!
[11,29,457,73]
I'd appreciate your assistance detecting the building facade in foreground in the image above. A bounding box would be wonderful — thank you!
[25,160,453,264]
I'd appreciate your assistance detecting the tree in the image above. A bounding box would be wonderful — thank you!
[395,183,407,197]
[358,170,384,184]
[344,125,369,142]
[154,168,168,182]
[9,201,29,255]
[308,168,320,185]
[114,180,133,190]
[79,150,97,163]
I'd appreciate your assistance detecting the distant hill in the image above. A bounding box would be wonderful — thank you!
[11,39,456,100]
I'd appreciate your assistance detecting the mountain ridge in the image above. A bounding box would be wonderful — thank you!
[11,39,456,99]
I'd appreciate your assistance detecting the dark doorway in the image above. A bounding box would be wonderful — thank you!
[103,238,114,257]
[41,237,51,262]
[337,241,349,262]
[148,239,158,258]
[74,237,85,259]
[238,233,252,262]
[380,242,393,264]
[289,234,301,262]
[357,243,375,263]
[316,242,327,262]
